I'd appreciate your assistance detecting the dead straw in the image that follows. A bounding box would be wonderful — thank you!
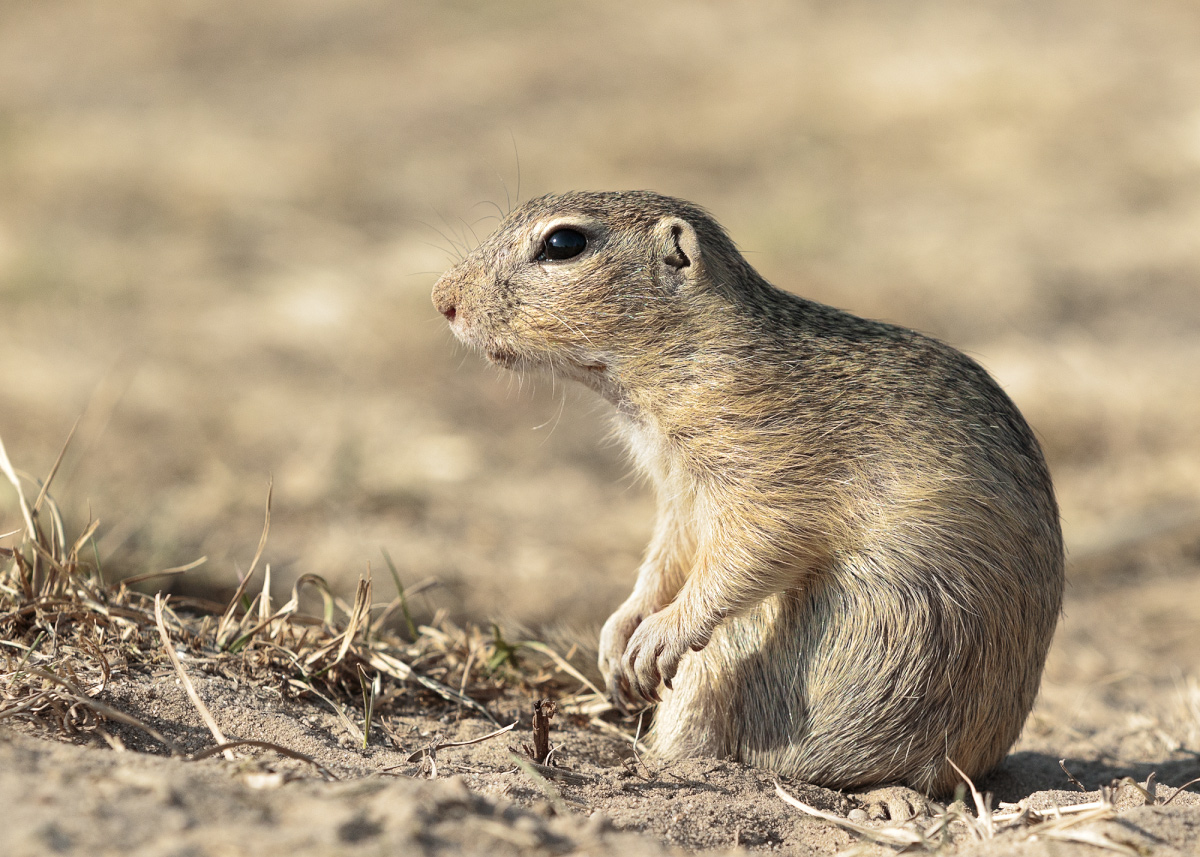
[154,593,234,760]
[1,428,585,772]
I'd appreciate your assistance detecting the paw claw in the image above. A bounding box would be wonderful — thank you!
[602,600,722,710]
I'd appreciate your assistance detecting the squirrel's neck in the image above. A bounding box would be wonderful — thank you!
[593,279,796,435]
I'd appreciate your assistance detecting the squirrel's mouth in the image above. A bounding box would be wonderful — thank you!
[484,346,606,376]
[485,347,520,368]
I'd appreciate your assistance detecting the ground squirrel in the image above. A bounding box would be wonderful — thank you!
[432,190,1064,795]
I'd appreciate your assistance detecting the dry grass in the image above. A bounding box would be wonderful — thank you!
[0,429,603,763]
[776,761,1197,856]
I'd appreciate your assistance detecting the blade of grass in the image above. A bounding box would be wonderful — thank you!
[0,433,37,541]
[509,752,570,816]
[381,547,418,639]
[121,555,207,587]
[257,562,272,623]
[297,679,364,745]
[155,593,235,761]
[67,519,101,566]
[217,482,272,647]
[342,578,371,662]
[8,630,46,683]
[358,665,380,750]
[31,417,79,516]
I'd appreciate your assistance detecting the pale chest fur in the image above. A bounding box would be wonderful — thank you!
[614,414,692,500]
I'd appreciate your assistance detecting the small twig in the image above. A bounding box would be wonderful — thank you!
[527,698,556,764]
[366,649,499,725]
[1060,758,1087,792]
[1039,830,1139,855]
[519,758,596,786]
[384,721,518,776]
[397,720,518,764]
[992,799,1110,822]
[632,710,646,768]
[0,689,57,719]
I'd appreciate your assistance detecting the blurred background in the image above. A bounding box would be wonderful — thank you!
[1,1,1198,646]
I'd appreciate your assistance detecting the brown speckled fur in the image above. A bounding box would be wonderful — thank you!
[432,191,1064,796]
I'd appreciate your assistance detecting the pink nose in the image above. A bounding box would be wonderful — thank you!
[441,305,456,322]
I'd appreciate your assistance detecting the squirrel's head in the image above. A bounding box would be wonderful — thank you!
[432,190,750,397]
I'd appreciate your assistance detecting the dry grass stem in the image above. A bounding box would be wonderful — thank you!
[946,756,994,837]
[1,429,592,772]
[1162,776,1200,806]
[154,593,234,760]
[775,782,925,847]
[519,641,604,697]
[0,433,38,542]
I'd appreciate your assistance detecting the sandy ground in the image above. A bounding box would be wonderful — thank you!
[2,1,1200,854]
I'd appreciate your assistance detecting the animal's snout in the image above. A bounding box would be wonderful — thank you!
[431,277,458,323]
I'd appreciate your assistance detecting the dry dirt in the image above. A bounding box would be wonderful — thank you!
[2,1,1200,855]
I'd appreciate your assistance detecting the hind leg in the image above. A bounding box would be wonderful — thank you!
[646,643,737,761]
[646,605,789,762]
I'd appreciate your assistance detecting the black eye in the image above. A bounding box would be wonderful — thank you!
[539,228,587,261]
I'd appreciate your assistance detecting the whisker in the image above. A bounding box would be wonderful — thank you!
[458,215,481,249]
[510,130,521,210]
[429,206,470,258]
[473,199,507,223]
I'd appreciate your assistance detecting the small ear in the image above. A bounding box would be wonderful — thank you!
[653,216,703,282]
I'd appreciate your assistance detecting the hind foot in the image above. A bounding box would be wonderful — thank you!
[849,785,936,823]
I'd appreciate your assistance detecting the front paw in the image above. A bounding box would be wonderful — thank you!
[598,602,650,712]
[620,605,714,707]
